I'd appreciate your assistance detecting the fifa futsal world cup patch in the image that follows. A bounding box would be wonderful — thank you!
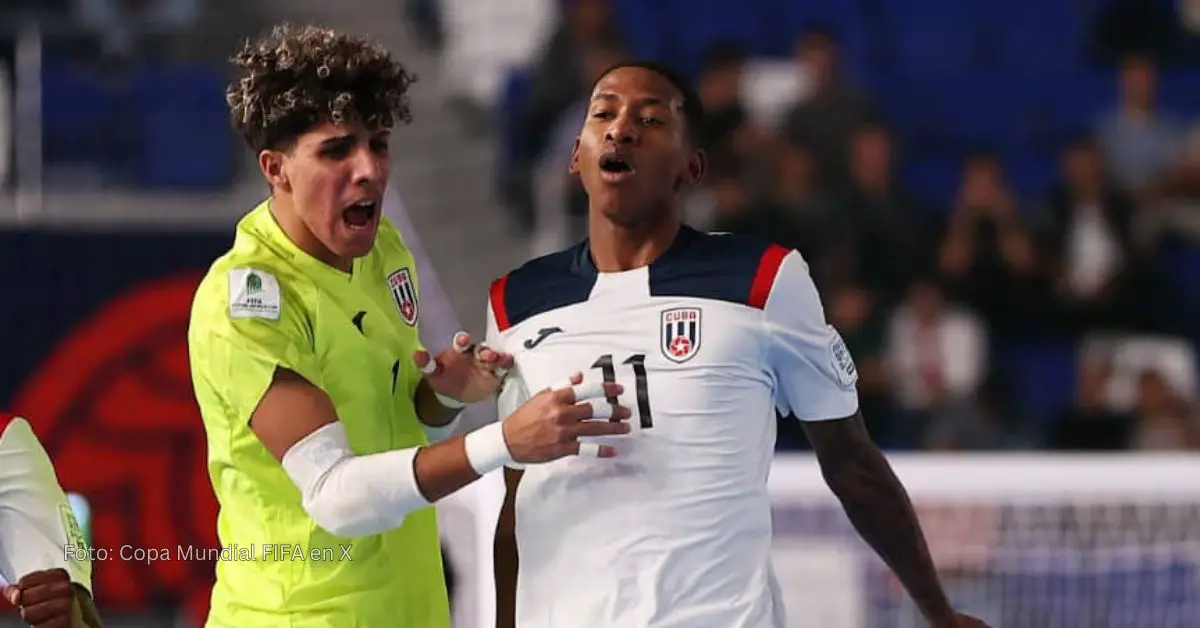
[661,307,702,363]
[828,327,858,390]
[387,267,419,326]
[228,268,281,320]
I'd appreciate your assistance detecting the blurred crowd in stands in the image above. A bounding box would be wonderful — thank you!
[4,0,1200,454]
[486,0,1200,453]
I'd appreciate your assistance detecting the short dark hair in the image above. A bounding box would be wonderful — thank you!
[591,61,706,148]
[226,23,417,152]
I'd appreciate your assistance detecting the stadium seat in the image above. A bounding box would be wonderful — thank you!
[1023,72,1115,156]
[1159,243,1200,314]
[918,76,1031,156]
[900,155,960,214]
[990,0,1087,74]
[611,0,669,61]
[1004,153,1059,208]
[663,0,772,79]
[998,342,1078,426]
[1158,69,1200,113]
[129,64,235,189]
[40,60,115,166]
[881,1,981,77]
[764,0,875,80]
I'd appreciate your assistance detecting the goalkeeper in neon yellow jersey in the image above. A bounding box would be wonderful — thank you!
[187,24,633,628]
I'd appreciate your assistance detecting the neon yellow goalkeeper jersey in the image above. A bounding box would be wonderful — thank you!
[188,200,448,628]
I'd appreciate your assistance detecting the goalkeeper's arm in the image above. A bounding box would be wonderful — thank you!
[255,368,625,538]
[255,368,514,538]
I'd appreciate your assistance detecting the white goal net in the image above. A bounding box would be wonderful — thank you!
[768,454,1200,628]
[455,454,1200,628]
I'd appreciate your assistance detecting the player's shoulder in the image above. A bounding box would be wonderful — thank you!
[191,213,315,334]
[489,242,595,332]
[649,227,795,310]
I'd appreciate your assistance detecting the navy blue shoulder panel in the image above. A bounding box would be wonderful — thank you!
[492,241,598,331]
[649,228,786,308]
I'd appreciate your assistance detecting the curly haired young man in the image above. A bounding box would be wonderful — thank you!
[187,24,631,627]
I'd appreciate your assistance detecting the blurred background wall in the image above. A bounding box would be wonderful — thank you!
[2,0,1200,626]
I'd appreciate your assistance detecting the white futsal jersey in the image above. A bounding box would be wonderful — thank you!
[0,414,92,591]
[486,227,860,628]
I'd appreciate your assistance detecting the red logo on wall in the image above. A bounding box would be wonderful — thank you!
[12,272,217,624]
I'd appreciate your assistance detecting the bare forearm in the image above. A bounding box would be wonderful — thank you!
[826,449,952,621]
[413,435,480,502]
[806,414,953,623]
[414,378,460,428]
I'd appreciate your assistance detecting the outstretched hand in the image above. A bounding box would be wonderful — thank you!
[414,331,514,404]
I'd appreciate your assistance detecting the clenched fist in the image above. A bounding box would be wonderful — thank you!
[3,568,79,628]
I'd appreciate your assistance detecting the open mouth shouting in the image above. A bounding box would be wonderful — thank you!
[598,151,636,183]
[342,198,379,231]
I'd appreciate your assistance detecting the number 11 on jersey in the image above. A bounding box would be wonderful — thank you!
[591,353,653,428]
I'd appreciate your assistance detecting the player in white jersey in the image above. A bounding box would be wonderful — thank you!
[0,413,104,627]
[488,63,990,628]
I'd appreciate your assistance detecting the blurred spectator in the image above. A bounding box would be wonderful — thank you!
[938,154,1046,336]
[694,42,774,179]
[406,0,445,50]
[1131,368,1200,450]
[695,42,747,167]
[828,283,894,445]
[520,0,621,170]
[75,0,199,61]
[822,123,932,305]
[1048,359,1136,450]
[529,44,627,256]
[702,163,758,234]
[506,0,623,231]
[779,25,876,190]
[924,373,1031,451]
[1160,125,1200,204]
[885,277,988,448]
[1086,334,1200,411]
[1034,135,1160,333]
[1091,0,1178,64]
[1095,54,1184,196]
[760,143,830,263]
[691,154,813,252]
[1148,125,1200,245]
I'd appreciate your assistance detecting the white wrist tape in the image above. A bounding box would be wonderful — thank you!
[281,422,429,538]
[464,422,513,475]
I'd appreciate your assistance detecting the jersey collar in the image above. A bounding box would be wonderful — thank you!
[573,223,700,275]
[241,199,360,281]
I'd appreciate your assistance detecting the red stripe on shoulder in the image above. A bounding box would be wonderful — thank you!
[748,244,790,309]
[490,275,512,332]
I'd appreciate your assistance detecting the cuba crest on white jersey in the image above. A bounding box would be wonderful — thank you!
[0,414,92,591]
[485,227,859,628]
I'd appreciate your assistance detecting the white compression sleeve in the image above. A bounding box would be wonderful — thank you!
[281,422,429,538]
